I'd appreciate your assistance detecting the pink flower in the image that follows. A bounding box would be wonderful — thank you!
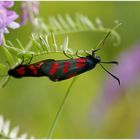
[0,1,20,45]
[20,1,39,25]
[0,1,14,8]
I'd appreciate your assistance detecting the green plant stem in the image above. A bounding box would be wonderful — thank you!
[47,77,77,139]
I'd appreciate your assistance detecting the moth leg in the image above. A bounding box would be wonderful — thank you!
[75,50,83,57]
[27,54,34,64]
[19,54,34,65]
[20,55,25,65]
[63,50,73,59]
[84,50,91,56]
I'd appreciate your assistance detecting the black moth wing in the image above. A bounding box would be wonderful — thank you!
[9,59,55,78]
[39,59,55,74]
[41,58,92,81]
[50,59,79,81]
[53,58,98,81]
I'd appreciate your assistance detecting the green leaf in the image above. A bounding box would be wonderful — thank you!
[52,33,58,52]
[39,35,49,52]
[0,64,6,69]
[0,76,9,88]
[63,36,69,52]
[16,39,25,50]
[2,47,15,67]
[32,34,43,52]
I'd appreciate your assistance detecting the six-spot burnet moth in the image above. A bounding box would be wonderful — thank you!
[0,31,120,87]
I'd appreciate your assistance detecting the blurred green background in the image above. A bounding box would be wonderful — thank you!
[0,1,140,138]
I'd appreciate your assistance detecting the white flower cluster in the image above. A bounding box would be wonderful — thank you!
[0,114,35,139]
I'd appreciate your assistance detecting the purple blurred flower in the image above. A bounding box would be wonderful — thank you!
[91,44,140,126]
[20,1,39,25]
[0,1,20,45]
[0,1,14,8]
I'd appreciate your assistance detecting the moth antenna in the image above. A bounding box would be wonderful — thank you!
[99,63,120,85]
[101,61,118,65]
[95,31,111,51]
[93,23,121,52]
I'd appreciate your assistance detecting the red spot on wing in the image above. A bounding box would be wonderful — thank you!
[16,67,25,75]
[76,58,86,68]
[49,63,59,75]
[29,65,38,75]
[63,62,70,73]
